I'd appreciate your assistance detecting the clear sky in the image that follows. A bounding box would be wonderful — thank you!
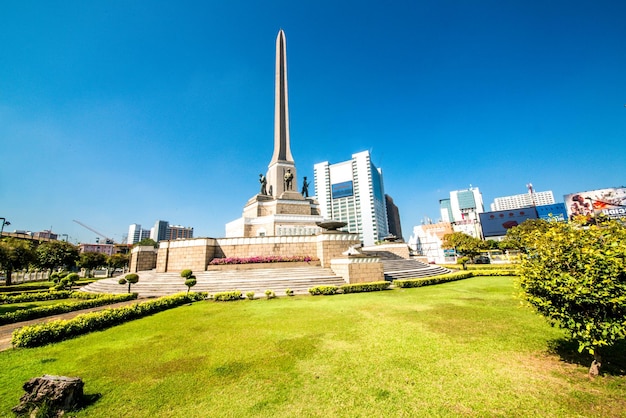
[1,1,625,244]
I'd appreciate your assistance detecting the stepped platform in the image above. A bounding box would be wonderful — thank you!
[361,250,451,282]
[81,255,452,297]
[80,266,346,298]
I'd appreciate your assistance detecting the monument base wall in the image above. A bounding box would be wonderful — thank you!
[130,246,158,272]
[146,233,361,273]
[330,257,384,284]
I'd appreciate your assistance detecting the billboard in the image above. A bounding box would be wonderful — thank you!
[331,181,354,199]
[536,203,567,222]
[479,208,538,237]
[564,187,626,220]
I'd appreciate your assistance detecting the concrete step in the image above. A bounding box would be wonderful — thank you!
[81,266,346,297]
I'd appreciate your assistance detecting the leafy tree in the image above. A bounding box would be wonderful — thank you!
[0,238,35,286]
[36,241,79,275]
[106,253,129,277]
[78,252,107,278]
[500,219,552,252]
[517,218,626,376]
[119,273,139,293]
[442,232,487,263]
[134,238,158,248]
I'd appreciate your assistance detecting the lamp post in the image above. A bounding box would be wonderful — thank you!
[0,218,10,238]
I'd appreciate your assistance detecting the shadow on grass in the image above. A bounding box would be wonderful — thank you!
[548,338,626,376]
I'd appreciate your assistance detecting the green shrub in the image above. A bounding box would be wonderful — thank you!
[265,290,276,299]
[340,281,391,294]
[308,285,339,296]
[393,272,473,288]
[180,269,193,279]
[285,288,294,296]
[0,293,138,325]
[11,292,207,348]
[213,290,243,301]
[246,291,255,300]
[0,290,73,304]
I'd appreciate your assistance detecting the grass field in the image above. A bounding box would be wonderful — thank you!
[1,276,625,417]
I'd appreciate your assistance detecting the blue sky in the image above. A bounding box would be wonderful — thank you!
[1,1,625,244]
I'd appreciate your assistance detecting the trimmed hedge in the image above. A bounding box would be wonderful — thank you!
[0,290,73,304]
[441,264,517,271]
[213,290,243,301]
[308,285,339,296]
[11,292,207,348]
[0,290,108,305]
[0,293,139,325]
[0,280,95,293]
[340,281,391,294]
[393,272,473,288]
[393,269,517,288]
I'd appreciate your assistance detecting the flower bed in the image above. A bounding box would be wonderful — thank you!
[209,255,318,265]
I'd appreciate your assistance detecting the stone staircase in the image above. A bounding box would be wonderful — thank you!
[81,254,452,298]
[361,250,451,282]
[80,266,346,298]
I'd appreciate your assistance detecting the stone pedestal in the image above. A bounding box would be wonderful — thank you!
[330,256,384,284]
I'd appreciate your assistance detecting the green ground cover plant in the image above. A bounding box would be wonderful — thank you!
[0,276,624,417]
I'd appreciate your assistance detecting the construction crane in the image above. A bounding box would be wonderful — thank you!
[72,220,115,244]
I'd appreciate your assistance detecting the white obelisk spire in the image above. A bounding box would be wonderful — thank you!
[267,29,296,197]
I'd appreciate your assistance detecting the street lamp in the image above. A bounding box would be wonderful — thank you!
[0,218,10,238]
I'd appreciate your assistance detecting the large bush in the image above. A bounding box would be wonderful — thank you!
[517,218,626,376]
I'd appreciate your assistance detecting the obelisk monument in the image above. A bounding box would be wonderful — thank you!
[225,30,323,238]
[266,29,297,197]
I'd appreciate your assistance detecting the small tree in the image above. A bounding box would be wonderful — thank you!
[442,232,487,263]
[36,241,79,275]
[517,218,626,376]
[106,253,129,277]
[119,273,139,293]
[78,252,107,278]
[0,238,35,286]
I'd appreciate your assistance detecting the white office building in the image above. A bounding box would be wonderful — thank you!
[490,190,555,211]
[127,224,150,245]
[439,187,484,238]
[314,150,389,246]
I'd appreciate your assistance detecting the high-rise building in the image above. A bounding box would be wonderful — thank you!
[146,221,194,242]
[314,150,389,246]
[167,225,194,240]
[385,194,403,240]
[150,220,170,242]
[439,187,484,238]
[490,190,555,211]
[127,224,151,244]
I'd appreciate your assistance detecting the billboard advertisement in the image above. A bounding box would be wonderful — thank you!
[536,203,567,222]
[564,187,626,220]
[479,208,538,237]
[331,181,354,199]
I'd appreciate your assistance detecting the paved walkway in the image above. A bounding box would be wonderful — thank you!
[0,299,144,352]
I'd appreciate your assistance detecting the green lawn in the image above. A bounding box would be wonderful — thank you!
[1,276,624,417]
